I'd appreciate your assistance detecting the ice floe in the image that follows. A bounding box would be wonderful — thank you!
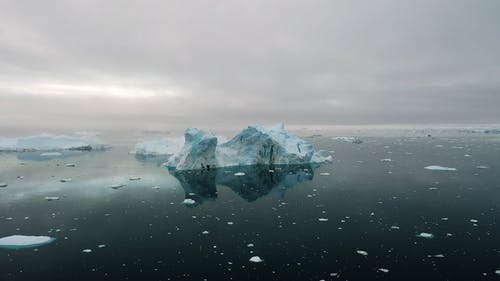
[332,137,363,144]
[44,196,60,201]
[356,250,368,256]
[0,183,8,188]
[424,165,457,171]
[182,198,196,205]
[0,235,55,249]
[416,232,434,239]
[378,268,389,273]
[249,256,264,263]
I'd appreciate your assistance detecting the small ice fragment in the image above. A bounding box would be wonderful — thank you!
[433,254,445,258]
[424,165,457,171]
[318,218,329,222]
[495,270,500,275]
[247,243,254,247]
[0,235,55,249]
[464,154,472,157]
[227,222,234,225]
[380,158,392,162]
[82,249,92,253]
[97,244,106,248]
[182,199,196,205]
[319,172,330,176]
[44,196,60,201]
[151,186,160,190]
[202,230,209,235]
[378,268,389,273]
[470,219,478,223]
[60,178,72,183]
[416,232,434,239]
[441,217,449,221]
[40,152,62,157]
[129,177,141,181]
[0,183,7,188]
[234,172,245,176]
[356,250,368,256]
[65,163,76,167]
[477,165,489,169]
[390,226,400,230]
[109,184,125,189]
[249,256,264,263]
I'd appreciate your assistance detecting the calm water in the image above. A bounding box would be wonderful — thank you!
[1,134,500,280]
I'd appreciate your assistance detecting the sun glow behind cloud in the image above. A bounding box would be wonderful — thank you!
[0,81,181,99]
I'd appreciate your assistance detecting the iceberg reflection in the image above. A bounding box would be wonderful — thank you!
[171,164,315,206]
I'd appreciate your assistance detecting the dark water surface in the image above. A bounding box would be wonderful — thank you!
[1,135,500,280]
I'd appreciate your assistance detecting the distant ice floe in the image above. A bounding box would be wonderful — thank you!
[164,123,332,170]
[182,198,196,205]
[0,183,8,188]
[0,235,55,249]
[424,165,457,171]
[0,134,107,152]
[332,136,363,144]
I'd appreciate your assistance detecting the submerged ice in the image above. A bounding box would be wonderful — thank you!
[166,124,332,170]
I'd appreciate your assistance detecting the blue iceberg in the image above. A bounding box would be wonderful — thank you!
[167,123,332,170]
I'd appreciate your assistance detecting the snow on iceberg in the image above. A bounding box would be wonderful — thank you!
[0,134,107,152]
[167,123,332,170]
[0,235,55,249]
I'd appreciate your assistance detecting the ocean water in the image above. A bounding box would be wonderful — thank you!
[1,133,500,280]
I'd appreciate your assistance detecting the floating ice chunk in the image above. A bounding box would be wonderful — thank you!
[182,198,196,205]
[40,152,62,157]
[247,243,254,247]
[65,163,76,167]
[151,185,160,190]
[432,254,445,258]
[0,235,55,249]
[390,226,400,230]
[60,179,72,183]
[227,222,234,225]
[202,230,209,235]
[470,219,478,223]
[234,172,246,176]
[129,177,141,181]
[0,183,8,188]
[82,249,92,253]
[249,256,264,263]
[495,270,500,275]
[318,218,329,222]
[424,165,457,171]
[356,250,368,256]
[416,232,434,239]
[378,268,389,273]
[464,154,472,157]
[319,172,330,176]
[477,165,489,169]
[131,137,183,156]
[109,184,125,189]
[310,150,333,163]
[380,158,392,162]
[44,196,60,201]
[97,244,106,248]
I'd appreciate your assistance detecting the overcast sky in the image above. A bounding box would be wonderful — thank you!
[1,0,499,132]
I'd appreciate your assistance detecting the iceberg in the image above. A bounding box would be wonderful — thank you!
[0,134,107,152]
[167,124,332,170]
[131,137,183,156]
[0,235,55,249]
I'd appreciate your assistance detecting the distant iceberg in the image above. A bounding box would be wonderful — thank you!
[0,134,107,152]
[131,137,183,156]
[166,123,332,170]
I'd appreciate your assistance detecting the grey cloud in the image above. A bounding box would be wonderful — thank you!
[1,0,499,132]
